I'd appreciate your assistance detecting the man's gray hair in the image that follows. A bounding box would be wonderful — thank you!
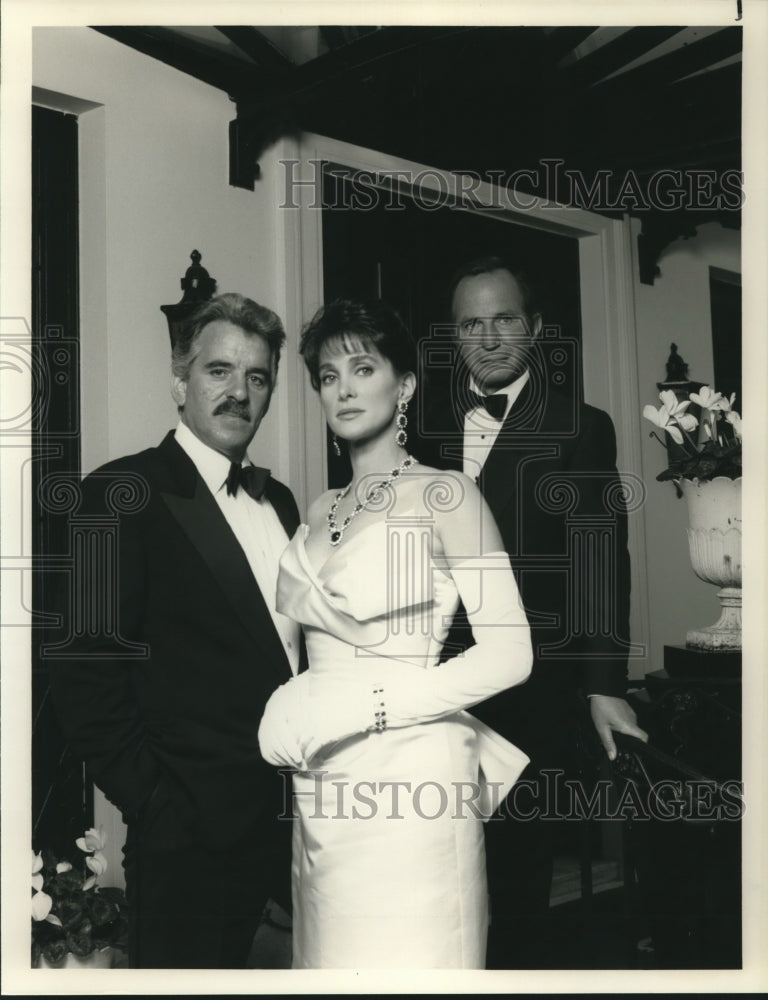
[171,292,286,381]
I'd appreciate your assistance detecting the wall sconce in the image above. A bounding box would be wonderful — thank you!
[160,249,217,346]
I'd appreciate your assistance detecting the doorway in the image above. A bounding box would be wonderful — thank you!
[31,105,89,855]
[708,266,741,406]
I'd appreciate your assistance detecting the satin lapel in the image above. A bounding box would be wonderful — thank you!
[160,461,292,682]
[262,480,309,673]
[428,377,465,471]
[265,479,299,539]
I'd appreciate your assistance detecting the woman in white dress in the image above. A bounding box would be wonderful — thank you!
[258,299,533,969]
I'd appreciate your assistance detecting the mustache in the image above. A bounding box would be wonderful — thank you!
[214,400,251,420]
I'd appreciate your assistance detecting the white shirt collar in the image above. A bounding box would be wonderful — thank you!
[174,420,250,495]
[468,369,530,420]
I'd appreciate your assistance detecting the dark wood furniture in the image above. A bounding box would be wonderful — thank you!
[613,645,742,968]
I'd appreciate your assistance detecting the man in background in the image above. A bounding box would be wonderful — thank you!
[418,256,647,967]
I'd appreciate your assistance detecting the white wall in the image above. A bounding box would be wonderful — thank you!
[631,219,741,673]
[33,27,295,483]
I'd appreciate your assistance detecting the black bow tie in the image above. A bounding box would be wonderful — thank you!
[226,463,271,500]
[464,390,508,420]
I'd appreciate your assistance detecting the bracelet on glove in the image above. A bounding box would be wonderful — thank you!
[373,685,387,732]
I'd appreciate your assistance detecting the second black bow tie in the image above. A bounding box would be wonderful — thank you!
[226,463,271,500]
[464,390,507,420]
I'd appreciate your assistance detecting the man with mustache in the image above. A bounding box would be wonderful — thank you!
[49,293,302,967]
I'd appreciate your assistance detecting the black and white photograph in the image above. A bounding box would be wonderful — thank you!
[1,0,766,993]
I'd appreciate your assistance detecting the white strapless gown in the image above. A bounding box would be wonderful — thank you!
[276,520,530,969]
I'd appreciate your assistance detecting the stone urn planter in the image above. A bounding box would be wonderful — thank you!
[681,476,741,649]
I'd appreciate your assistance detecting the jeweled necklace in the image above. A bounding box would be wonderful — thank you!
[327,454,418,546]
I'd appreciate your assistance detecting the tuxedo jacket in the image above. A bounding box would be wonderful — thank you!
[49,431,301,857]
[415,376,631,767]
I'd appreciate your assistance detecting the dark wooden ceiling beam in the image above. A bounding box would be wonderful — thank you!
[318,26,348,50]
[232,25,471,108]
[567,61,740,154]
[319,26,378,50]
[93,26,263,93]
[590,26,742,96]
[214,26,292,73]
[542,26,600,61]
[544,54,741,169]
[564,25,684,88]
[97,20,741,238]
[665,58,742,105]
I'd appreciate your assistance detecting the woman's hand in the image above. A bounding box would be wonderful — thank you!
[258,680,309,770]
[259,673,371,769]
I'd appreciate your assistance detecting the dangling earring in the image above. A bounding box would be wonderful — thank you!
[332,434,341,457]
[395,400,408,448]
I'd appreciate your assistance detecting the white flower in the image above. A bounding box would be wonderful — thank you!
[56,861,72,874]
[76,826,108,853]
[642,382,741,486]
[711,392,737,412]
[643,391,698,446]
[85,851,108,877]
[83,875,98,891]
[690,385,728,442]
[31,890,53,922]
[32,851,44,892]
[658,389,691,416]
[725,410,742,439]
[689,386,723,410]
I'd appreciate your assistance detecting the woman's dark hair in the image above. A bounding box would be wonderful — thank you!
[300,298,419,391]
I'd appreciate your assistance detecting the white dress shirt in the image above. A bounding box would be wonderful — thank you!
[175,421,301,675]
[462,369,530,479]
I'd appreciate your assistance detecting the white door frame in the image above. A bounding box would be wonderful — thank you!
[278,132,649,671]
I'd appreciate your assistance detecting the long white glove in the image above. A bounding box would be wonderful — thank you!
[375,553,532,727]
[257,680,309,770]
[258,671,371,769]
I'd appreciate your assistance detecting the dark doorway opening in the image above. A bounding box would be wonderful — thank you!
[709,267,741,407]
[31,105,91,855]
